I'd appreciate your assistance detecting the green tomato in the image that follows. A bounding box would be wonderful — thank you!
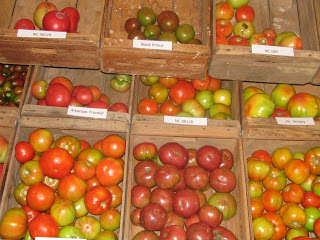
[137,7,156,27]
[233,20,255,40]
[244,93,275,118]
[58,226,85,238]
[140,75,159,85]
[227,0,250,9]
[270,84,296,109]
[304,206,320,232]
[159,31,178,43]
[176,24,195,43]
[213,88,232,107]
[195,90,214,110]
[243,86,264,103]
[287,93,319,118]
[209,103,231,118]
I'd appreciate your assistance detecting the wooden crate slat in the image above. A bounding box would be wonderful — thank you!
[0,0,15,29]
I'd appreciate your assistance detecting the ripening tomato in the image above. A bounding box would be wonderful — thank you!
[228,35,248,46]
[216,36,228,45]
[106,185,123,208]
[279,36,303,49]
[284,158,310,185]
[262,167,287,191]
[251,150,271,164]
[251,198,264,218]
[28,214,59,239]
[138,98,159,114]
[74,159,96,181]
[58,173,87,202]
[15,141,35,163]
[54,135,81,159]
[271,147,293,170]
[160,100,181,116]
[247,157,271,181]
[95,158,124,186]
[29,128,54,153]
[282,204,306,229]
[262,189,283,212]
[168,81,196,105]
[84,185,112,215]
[216,1,234,20]
[235,5,255,22]
[191,78,211,91]
[282,183,305,204]
[216,19,233,38]
[305,147,320,175]
[262,212,287,240]
[101,134,126,159]
[0,208,28,239]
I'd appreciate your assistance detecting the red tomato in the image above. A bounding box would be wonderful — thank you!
[14,19,35,30]
[75,86,94,105]
[216,36,228,45]
[55,135,81,159]
[86,176,101,191]
[263,28,277,41]
[251,150,271,164]
[262,212,287,240]
[21,205,41,223]
[106,185,123,208]
[279,36,303,49]
[138,98,159,114]
[284,158,310,184]
[228,35,248,46]
[261,189,283,212]
[110,102,128,113]
[282,183,305,204]
[79,139,91,151]
[84,185,112,215]
[235,5,255,22]
[216,19,233,38]
[58,173,87,202]
[28,128,53,153]
[216,1,234,20]
[160,225,186,240]
[302,191,320,208]
[0,208,28,239]
[28,214,59,239]
[95,158,124,186]
[15,141,35,163]
[314,217,320,238]
[160,100,181,116]
[101,134,126,159]
[26,183,55,212]
[74,159,95,180]
[42,11,71,32]
[271,107,291,118]
[208,75,221,93]
[49,76,73,93]
[140,203,167,231]
[191,77,211,91]
[282,204,306,229]
[45,83,71,107]
[172,189,200,219]
[249,33,274,46]
[251,198,264,219]
[305,147,320,175]
[39,147,74,179]
[168,81,196,105]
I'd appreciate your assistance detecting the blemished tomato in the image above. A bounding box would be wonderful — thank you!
[262,189,283,212]
[42,175,60,191]
[26,183,55,212]
[0,208,28,239]
[101,134,125,159]
[235,5,255,22]
[138,98,159,115]
[216,19,233,38]
[228,35,248,46]
[28,128,54,153]
[28,213,59,239]
[249,33,274,46]
[95,158,124,186]
[284,158,310,185]
[251,198,264,219]
[15,141,35,164]
[84,185,112,215]
[282,183,305,204]
[191,78,211,91]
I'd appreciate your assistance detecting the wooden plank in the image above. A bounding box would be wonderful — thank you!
[0,0,15,29]
[10,0,42,29]
[50,0,77,10]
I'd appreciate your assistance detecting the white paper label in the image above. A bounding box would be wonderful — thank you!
[67,106,107,119]
[252,44,294,57]
[276,117,315,126]
[133,39,172,50]
[17,29,67,39]
[164,115,208,126]
[36,238,86,240]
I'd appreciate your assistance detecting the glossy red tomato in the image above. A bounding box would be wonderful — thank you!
[79,139,91,151]
[210,167,236,193]
[305,147,320,175]
[58,173,87,202]
[15,141,35,163]
[302,191,320,208]
[187,222,213,240]
[49,76,73,93]
[14,19,35,30]
[216,19,233,38]
[212,226,237,240]
[140,203,167,231]
[251,198,264,219]
[284,158,310,184]
[26,183,55,212]
[74,159,95,180]
[42,11,71,32]
[54,135,81,159]
[0,208,28,239]
[84,185,112,215]
[261,189,283,212]
[95,157,124,186]
[134,160,158,188]
[28,213,59,239]
[216,1,234,20]
[131,184,151,209]
[235,5,255,22]
[191,77,210,91]
[172,189,200,219]
[138,98,159,114]
[45,83,71,107]
[28,128,53,153]
[39,147,74,179]
[159,99,181,115]
[184,166,209,190]
[228,35,248,46]
[168,81,196,105]
[21,205,41,223]
[101,134,125,159]
[282,183,305,204]
[151,188,174,213]
[75,86,94,105]
[160,225,186,240]
[199,205,223,228]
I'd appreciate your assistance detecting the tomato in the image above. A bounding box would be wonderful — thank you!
[79,139,91,151]
[42,11,71,32]
[249,180,263,198]
[155,165,181,189]
[287,93,319,118]
[314,217,320,238]
[148,83,168,104]
[252,217,274,240]
[54,135,81,159]
[100,208,120,231]
[26,183,55,212]
[283,183,305,204]
[244,93,275,118]
[150,188,174,213]
[216,19,233,38]
[304,206,320,232]
[279,35,303,49]
[271,107,292,118]
[110,102,128,112]
[208,192,236,221]
[134,160,158,188]
[101,134,125,159]
[187,222,213,240]
[251,198,264,219]
[106,185,123,208]
[286,228,309,239]
[212,226,237,240]
[235,5,255,22]
[133,230,159,240]
[29,128,53,153]
[168,81,196,105]
[14,18,35,30]
[19,160,45,185]
[282,204,307,229]
[74,216,101,239]
[74,159,95,180]
[210,167,236,193]
[78,147,104,167]
[50,76,73,93]
[284,158,310,184]
[302,192,320,208]
[160,225,186,240]
[216,1,234,20]
[42,175,60,191]
[159,142,188,169]
[172,189,200,219]
[133,142,158,161]
[262,212,287,240]
[131,208,142,226]
[22,205,41,223]
[14,183,30,206]
[263,28,277,40]
[138,98,159,114]
[84,185,112,215]
[249,33,274,46]
[15,141,35,163]
[45,83,71,107]
[262,189,283,212]
[233,20,255,40]
[271,147,293,170]
[184,166,209,190]
[58,173,87,202]
[305,147,320,175]
[140,203,167,231]
[216,36,228,45]
[28,214,59,239]
[247,157,271,181]
[50,199,76,226]
[191,78,210,91]
[262,167,287,191]
[0,208,28,239]
[75,86,94,105]
[252,150,271,164]
[95,157,124,186]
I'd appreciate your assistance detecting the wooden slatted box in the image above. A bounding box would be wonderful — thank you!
[22,65,134,123]
[241,81,320,140]
[132,79,241,138]
[126,127,251,239]
[209,0,320,85]
[0,0,105,69]
[0,116,130,239]
[100,0,211,79]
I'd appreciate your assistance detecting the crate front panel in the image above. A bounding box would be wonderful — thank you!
[101,0,210,79]
[0,0,104,68]
[22,66,133,123]
[125,134,251,239]
[209,0,320,84]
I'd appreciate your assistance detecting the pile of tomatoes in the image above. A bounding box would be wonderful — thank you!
[137,74,234,120]
[248,146,320,239]
[0,63,28,107]
[130,141,238,239]
[216,1,303,49]
[0,128,126,240]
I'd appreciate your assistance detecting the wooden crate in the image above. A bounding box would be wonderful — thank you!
[132,79,241,138]
[0,64,33,119]
[0,114,18,202]
[22,65,134,123]
[243,138,320,239]
[125,131,251,239]
[241,82,320,140]
[100,0,211,79]
[0,0,105,69]
[209,0,320,85]
[0,116,129,239]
